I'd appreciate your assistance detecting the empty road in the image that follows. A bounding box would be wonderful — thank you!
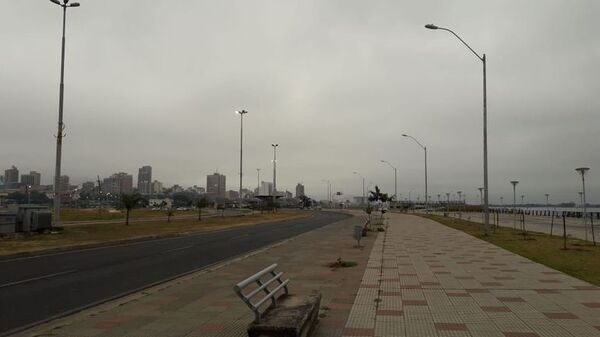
[0,211,350,336]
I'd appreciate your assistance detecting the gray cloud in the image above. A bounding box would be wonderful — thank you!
[1,0,598,203]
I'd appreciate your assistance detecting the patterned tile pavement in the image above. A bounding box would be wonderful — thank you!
[342,213,600,337]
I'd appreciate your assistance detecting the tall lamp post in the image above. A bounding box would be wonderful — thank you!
[49,0,80,228]
[353,171,366,206]
[380,160,397,204]
[272,144,278,203]
[256,168,261,194]
[510,181,518,229]
[402,134,428,212]
[478,187,484,222]
[236,110,248,206]
[575,167,590,241]
[425,23,489,235]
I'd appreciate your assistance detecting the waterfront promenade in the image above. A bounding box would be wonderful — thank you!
[14,212,600,337]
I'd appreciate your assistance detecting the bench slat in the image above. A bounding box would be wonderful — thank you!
[234,263,278,291]
[254,279,289,309]
[245,272,284,300]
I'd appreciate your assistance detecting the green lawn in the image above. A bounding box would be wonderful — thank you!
[422,214,600,287]
[60,208,199,222]
[1,210,307,257]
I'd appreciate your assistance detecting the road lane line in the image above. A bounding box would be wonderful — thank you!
[229,234,250,240]
[162,245,193,254]
[0,269,77,289]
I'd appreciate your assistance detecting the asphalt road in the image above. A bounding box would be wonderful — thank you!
[0,211,350,335]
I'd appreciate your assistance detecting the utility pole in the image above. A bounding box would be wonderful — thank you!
[272,144,278,204]
[49,0,80,228]
[256,168,261,194]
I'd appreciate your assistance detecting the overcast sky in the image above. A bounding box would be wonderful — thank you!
[1,0,599,204]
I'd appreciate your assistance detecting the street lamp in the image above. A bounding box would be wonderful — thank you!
[49,0,80,228]
[353,171,366,206]
[321,179,332,205]
[402,134,428,212]
[478,187,484,222]
[236,110,248,206]
[272,144,278,203]
[256,168,261,194]
[575,167,590,241]
[425,23,490,235]
[510,181,518,229]
[380,160,397,203]
[457,191,463,218]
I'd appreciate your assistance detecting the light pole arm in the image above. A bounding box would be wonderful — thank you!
[404,135,425,150]
[438,27,484,62]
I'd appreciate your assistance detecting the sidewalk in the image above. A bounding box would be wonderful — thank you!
[343,213,600,337]
[14,211,374,337]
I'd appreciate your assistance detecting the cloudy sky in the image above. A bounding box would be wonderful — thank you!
[1,0,599,204]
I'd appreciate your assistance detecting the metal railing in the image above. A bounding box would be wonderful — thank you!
[233,263,289,323]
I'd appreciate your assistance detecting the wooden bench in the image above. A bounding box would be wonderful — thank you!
[234,263,321,337]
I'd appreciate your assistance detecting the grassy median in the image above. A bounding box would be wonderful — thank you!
[0,210,309,257]
[60,208,199,222]
[422,214,600,287]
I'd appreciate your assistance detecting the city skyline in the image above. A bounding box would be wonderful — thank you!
[1,1,598,203]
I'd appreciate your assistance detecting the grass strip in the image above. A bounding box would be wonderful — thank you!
[422,214,600,287]
[0,211,308,257]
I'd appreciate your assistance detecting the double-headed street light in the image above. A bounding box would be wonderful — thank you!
[49,0,80,228]
[236,110,248,206]
[380,160,397,202]
[425,23,490,235]
[402,134,427,211]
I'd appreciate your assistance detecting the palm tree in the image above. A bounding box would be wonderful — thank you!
[120,193,143,226]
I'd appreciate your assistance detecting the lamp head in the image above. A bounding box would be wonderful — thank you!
[69,2,80,6]
[575,167,590,175]
[510,181,519,185]
[236,109,248,115]
[402,134,408,137]
[425,24,439,30]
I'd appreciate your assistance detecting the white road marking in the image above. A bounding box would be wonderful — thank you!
[0,269,77,289]
[162,245,193,254]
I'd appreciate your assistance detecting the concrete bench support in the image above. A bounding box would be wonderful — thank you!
[247,293,321,337]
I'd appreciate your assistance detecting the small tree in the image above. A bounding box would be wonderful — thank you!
[119,193,143,226]
[166,208,175,223]
[196,197,208,221]
[299,195,312,209]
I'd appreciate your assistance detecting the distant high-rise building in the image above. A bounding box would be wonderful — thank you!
[137,166,152,195]
[59,175,70,193]
[295,183,305,198]
[207,173,226,197]
[151,180,163,194]
[4,166,19,188]
[21,171,41,187]
[102,172,133,195]
[81,181,96,192]
[259,181,273,196]
[226,190,239,200]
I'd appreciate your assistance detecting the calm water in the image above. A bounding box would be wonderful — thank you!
[491,206,600,213]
